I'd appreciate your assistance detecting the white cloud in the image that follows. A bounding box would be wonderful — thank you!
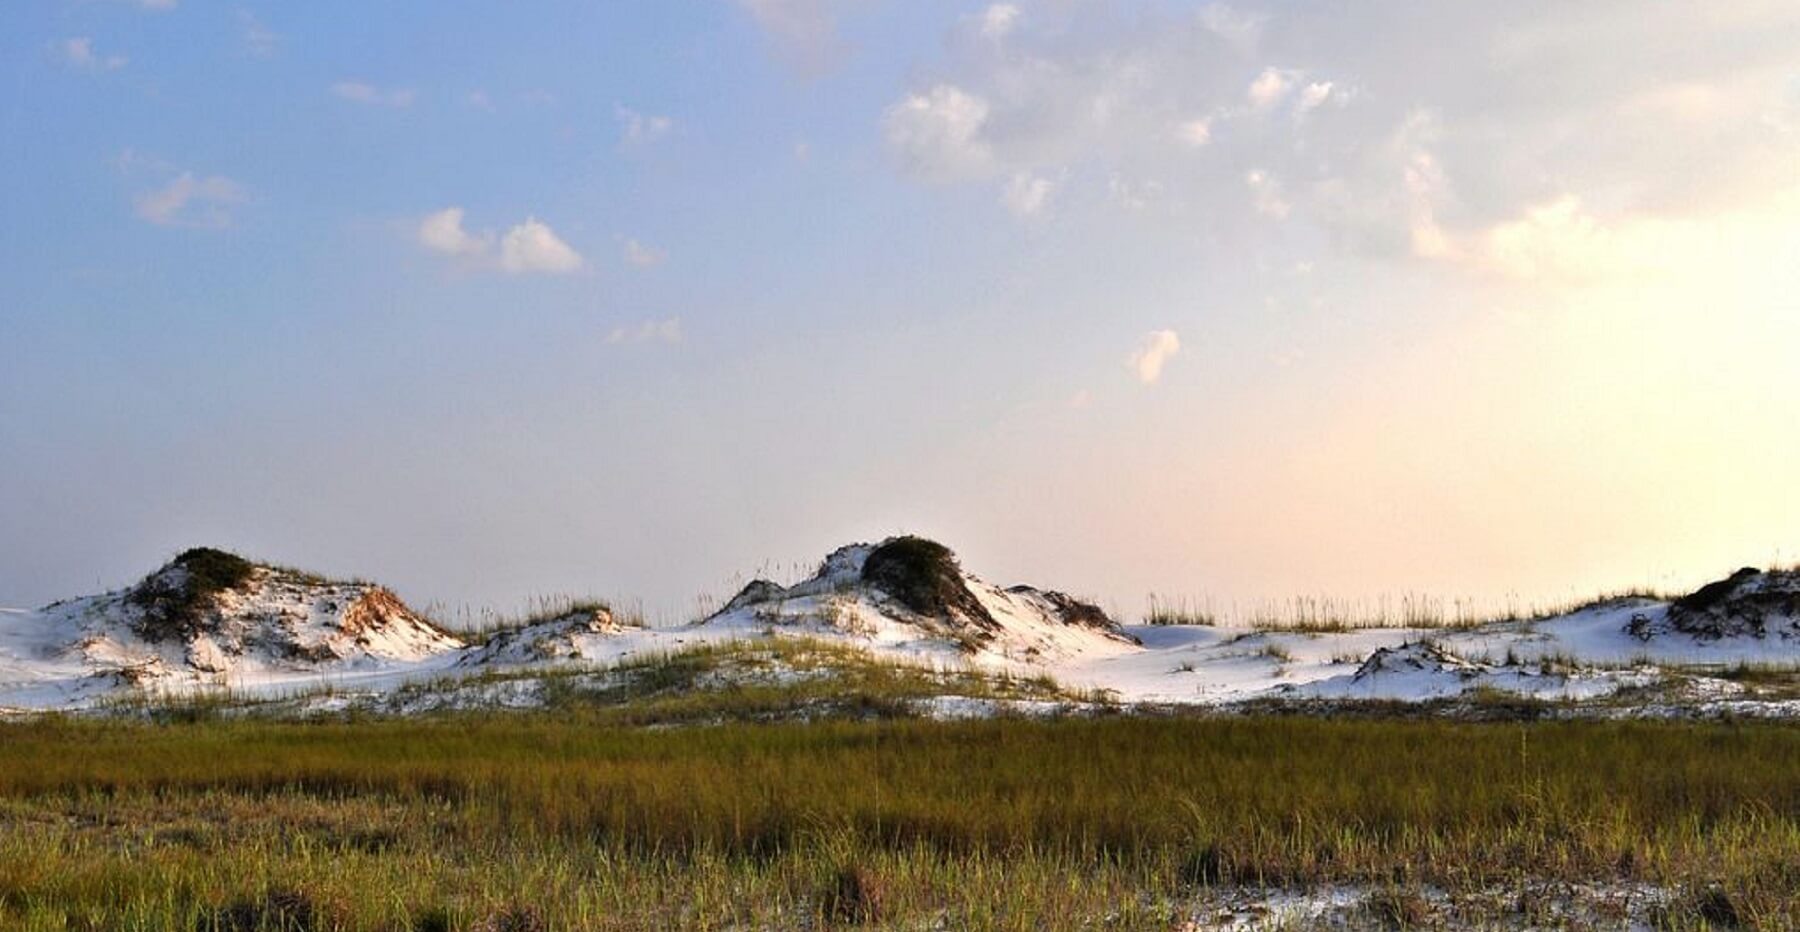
[127,0,175,9]
[608,318,684,345]
[1246,169,1290,219]
[1474,196,1611,280]
[239,11,277,57]
[500,218,583,275]
[1247,67,1296,110]
[1129,330,1182,384]
[59,37,127,71]
[622,237,666,267]
[134,173,247,228]
[616,105,673,145]
[1297,81,1336,114]
[873,3,1800,269]
[332,81,415,108]
[1002,172,1055,217]
[418,207,492,257]
[466,90,495,112]
[884,84,993,181]
[978,4,1021,40]
[417,210,583,275]
[1176,117,1213,148]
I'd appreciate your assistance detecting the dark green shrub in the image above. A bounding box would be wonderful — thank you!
[860,537,993,630]
[128,547,256,641]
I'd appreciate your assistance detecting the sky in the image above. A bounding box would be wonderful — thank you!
[3,1,1799,625]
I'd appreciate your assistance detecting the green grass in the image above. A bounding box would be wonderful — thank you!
[0,715,1795,929]
[177,636,1101,726]
[515,637,1091,725]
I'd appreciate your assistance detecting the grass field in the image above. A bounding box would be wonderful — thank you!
[0,714,1795,930]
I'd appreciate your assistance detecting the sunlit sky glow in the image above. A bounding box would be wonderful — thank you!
[3,1,1798,622]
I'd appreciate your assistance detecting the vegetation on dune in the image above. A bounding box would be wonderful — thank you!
[0,716,1795,928]
[860,536,996,633]
[127,547,258,641]
[406,636,1090,725]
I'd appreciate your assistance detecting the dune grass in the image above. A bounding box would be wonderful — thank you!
[0,715,1795,928]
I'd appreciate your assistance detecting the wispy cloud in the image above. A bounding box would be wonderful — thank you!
[607,318,683,345]
[615,105,673,145]
[1199,3,1263,51]
[733,0,850,76]
[239,11,277,57]
[58,37,127,72]
[621,238,667,267]
[332,81,415,108]
[1002,172,1055,218]
[1245,169,1289,219]
[134,172,247,228]
[1129,330,1181,384]
[977,3,1021,40]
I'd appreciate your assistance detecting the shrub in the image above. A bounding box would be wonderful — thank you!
[860,537,993,630]
[128,547,256,641]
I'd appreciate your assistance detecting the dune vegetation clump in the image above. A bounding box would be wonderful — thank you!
[860,536,994,629]
[127,547,257,641]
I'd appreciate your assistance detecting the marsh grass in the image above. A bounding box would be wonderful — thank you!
[1155,587,1689,633]
[0,716,1795,928]
[366,636,1094,725]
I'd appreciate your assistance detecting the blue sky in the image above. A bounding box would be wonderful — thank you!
[4,1,1799,623]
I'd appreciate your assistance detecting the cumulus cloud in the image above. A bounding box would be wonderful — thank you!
[1246,67,1296,110]
[615,105,673,145]
[622,238,667,267]
[607,318,684,345]
[500,218,583,274]
[332,81,415,108]
[1129,330,1182,384]
[884,84,992,181]
[418,208,491,257]
[417,209,583,275]
[134,172,247,228]
[59,37,126,71]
